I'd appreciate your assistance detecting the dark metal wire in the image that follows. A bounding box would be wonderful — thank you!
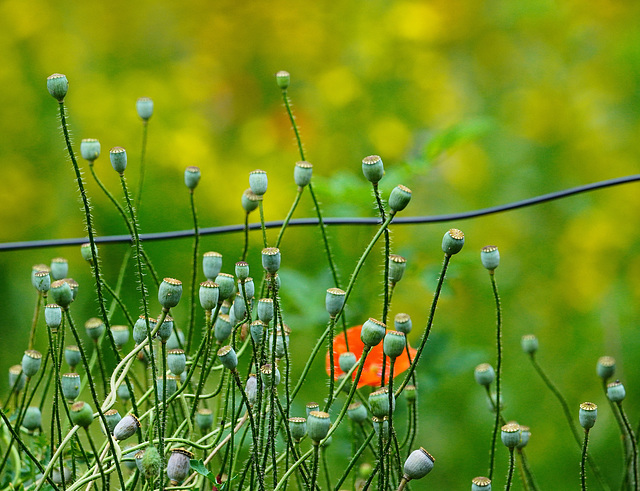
[3,174,639,252]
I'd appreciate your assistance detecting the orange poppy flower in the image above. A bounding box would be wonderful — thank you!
[326,325,418,388]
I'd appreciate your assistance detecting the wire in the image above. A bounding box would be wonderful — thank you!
[2,174,639,252]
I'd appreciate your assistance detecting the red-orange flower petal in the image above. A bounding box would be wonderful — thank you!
[326,325,418,388]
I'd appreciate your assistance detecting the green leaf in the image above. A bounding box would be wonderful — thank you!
[189,459,216,483]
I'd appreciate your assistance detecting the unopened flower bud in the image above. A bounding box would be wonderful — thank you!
[142,445,162,481]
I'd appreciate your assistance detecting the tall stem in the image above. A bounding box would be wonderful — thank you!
[489,271,502,480]
[581,429,590,491]
[186,190,200,354]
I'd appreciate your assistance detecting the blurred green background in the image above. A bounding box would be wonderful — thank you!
[2,0,640,488]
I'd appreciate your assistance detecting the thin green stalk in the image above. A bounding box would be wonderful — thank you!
[161,340,168,490]
[93,339,108,397]
[325,316,337,411]
[334,427,376,491]
[489,271,502,481]
[135,120,149,212]
[242,212,250,262]
[275,188,303,248]
[258,201,268,248]
[322,446,332,490]
[582,428,591,491]
[505,448,515,491]
[85,429,106,490]
[186,190,199,354]
[101,278,135,327]
[28,292,42,350]
[617,402,638,490]
[311,444,321,491]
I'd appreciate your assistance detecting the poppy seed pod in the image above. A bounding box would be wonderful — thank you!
[214,315,232,343]
[136,97,154,120]
[80,242,97,262]
[347,402,368,423]
[135,450,145,472]
[325,288,346,318]
[44,304,62,331]
[22,407,41,432]
[70,401,94,428]
[389,185,412,213]
[362,155,384,183]
[276,70,290,89]
[52,467,72,485]
[214,273,235,301]
[167,448,193,485]
[260,364,281,387]
[339,352,357,373]
[521,334,538,355]
[184,166,201,191]
[157,314,174,341]
[142,445,162,480]
[242,188,261,213]
[133,316,155,345]
[472,476,492,490]
[361,318,386,347]
[305,403,320,419]
[113,414,140,441]
[61,373,81,401]
[372,416,390,439]
[394,313,412,335]
[47,73,69,101]
[404,385,417,403]
[607,380,626,402]
[403,448,435,480]
[261,248,281,274]
[246,375,258,406]
[383,331,406,359]
[85,317,105,341]
[196,408,213,431]
[369,387,395,418]
[50,280,73,309]
[243,277,255,299]
[250,320,266,345]
[289,417,307,442]
[579,402,598,430]
[249,169,268,196]
[307,411,331,443]
[64,346,81,370]
[65,278,79,300]
[31,264,50,289]
[388,255,407,284]
[481,245,500,271]
[80,138,101,162]
[33,271,51,293]
[158,278,182,311]
[156,376,179,400]
[442,228,465,255]
[104,409,122,434]
[111,325,129,348]
[474,363,495,387]
[123,445,138,470]
[501,423,521,448]
[217,345,238,371]
[203,252,223,280]
[166,328,185,350]
[198,281,219,311]
[233,294,246,320]
[257,298,274,323]
[235,261,250,281]
[22,350,42,378]
[117,383,131,401]
[597,356,616,380]
[294,161,313,187]
[8,366,25,392]
[109,147,127,174]
[517,425,530,449]
[167,349,186,375]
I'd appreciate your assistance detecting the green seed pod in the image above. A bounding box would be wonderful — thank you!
[403,447,435,480]
[250,320,266,345]
[361,318,386,347]
[80,242,97,262]
[521,334,538,355]
[203,251,223,280]
[117,383,131,401]
[261,247,281,274]
[133,316,156,345]
[337,373,351,393]
[369,387,395,418]
[196,408,213,431]
[404,385,417,403]
[260,363,280,387]
[158,278,182,311]
[607,380,626,402]
[249,169,268,196]
[243,277,255,298]
[394,313,412,335]
[388,255,407,284]
[235,261,250,281]
[501,423,521,448]
[64,346,81,370]
[372,416,389,439]
[362,155,384,183]
[167,448,193,485]
[123,445,138,471]
[383,331,406,359]
[61,373,81,401]
[389,185,412,213]
[8,366,25,392]
[22,407,42,432]
[242,188,261,213]
[31,264,50,288]
[109,147,128,175]
[325,287,346,318]
[47,73,69,102]
[307,411,331,443]
[142,445,162,481]
[481,245,500,271]
[184,166,201,191]
[339,352,357,373]
[33,271,51,293]
[80,138,101,162]
[270,329,289,359]
[166,328,185,350]
[111,325,129,348]
[136,97,154,120]
[45,304,62,332]
[246,374,258,406]
[472,476,492,490]
[294,161,313,187]
[157,314,174,341]
[167,349,186,375]
[289,417,307,442]
[198,281,220,311]
[347,402,368,423]
[52,466,72,484]
[517,425,530,449]
[113,414,140,441]
[50,279,73,308]
[22,350,42,378]
[104,409,122,434]
[217,345,238,370]
[233,293,246,320]
[156,376,179,400]
[474,363,495,387]
[276,70,291,89]
[442,228,465,255]
[597,356,615,381]
[135,450,145,472]
[85,317,105,341]
[65,278,79,300]
[70,401,94,428]
[215,273,236,301]
[257,298,274,323]
[306,402,319,417]
[214,314,232,343]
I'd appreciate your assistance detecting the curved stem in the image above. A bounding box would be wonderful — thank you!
[85,429,106,490]
[489,271,502,480]
[275,188,303,248]
[617,402,639,490]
